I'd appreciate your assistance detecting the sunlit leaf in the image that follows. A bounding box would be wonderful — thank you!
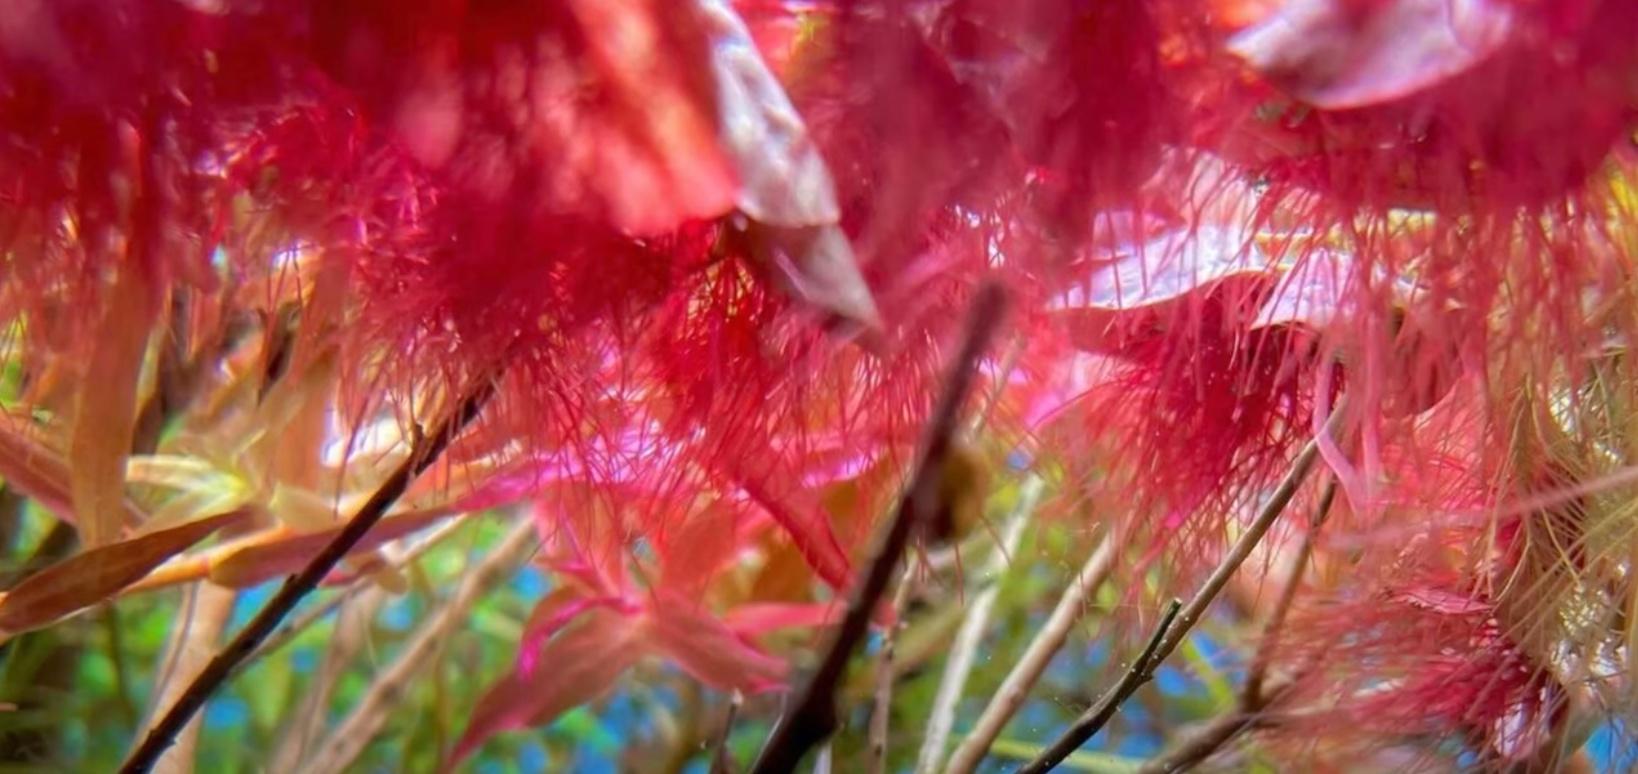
[1230,0,1515,110]
[125,454,237,492]
[0,509,247,635]
[68,266,159,547]
[1049,226,1270,314]
[1250,249,1354,331]
[205,509,450,587]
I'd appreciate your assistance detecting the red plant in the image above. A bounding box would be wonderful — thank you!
[5,0,1638,770]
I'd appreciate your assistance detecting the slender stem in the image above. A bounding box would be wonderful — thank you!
[748,283,1007,774]
[1018,406,1343,774]
[944,530,1121,774]
[253,586,364,669]
[147,581,200,720]
[140,582,236,774]
[1147,479,1340,774]
[812,742,833,774]
[1136,680,1292,774]
[971,335,1023,434]
[119,378,496,773]
[1150,409,1339,671]
[247,515,470,667]
[710,692,743,774]
[868,567,917,774]
[301,517,537,774]
[1243,477,1335,708]
[101,603,138,728]
[270,585,389,771]
[914,475,1041,773]
[1017,599,1183,774]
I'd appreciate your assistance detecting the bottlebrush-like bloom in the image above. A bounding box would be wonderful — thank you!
[1282,578,1575,769]
[1250,385,1638,769]
[11,0,1638,766]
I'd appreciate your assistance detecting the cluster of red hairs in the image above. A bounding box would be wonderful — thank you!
[6,0,1638,767]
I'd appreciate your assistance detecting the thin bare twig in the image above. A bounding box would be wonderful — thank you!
[944,530,1121,774]
[301,517,537,774]
[1150,406,1340,672]
[868,566,918,774]
[1017,599,1184,774]
[1136,679,1293,774]
[747,283,1008,774]
[119,378,496,773]
[867,344,1024,772]
[710,691,744,774]
[1143,478,1339,773]
[914,475,1041,773]
[140,582,236,774]
[254,585,367,671]
[269,584,388,771]
[248,514,471,667]
[812,742,833,774]
[1019,407,1342,773]
[1243,477,1335,708]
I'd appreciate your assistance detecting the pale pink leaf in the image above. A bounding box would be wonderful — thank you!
[1250,249,1354,330]
[1230,0,1515,109]
[699,0,839,228]
[1048,226,1270,313]
[697,0,880,327]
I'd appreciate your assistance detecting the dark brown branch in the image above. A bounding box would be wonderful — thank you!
[245,515,469,669]
[119,378,496,773]
[748,283,1008,774]
[1148,409,1336,671]
[1017,599,1182,774]
[1137,680,1292,774]
[1020,406,1343,774]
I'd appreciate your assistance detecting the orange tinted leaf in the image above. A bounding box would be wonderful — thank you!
[206,509,450,587]
[450,604,643,766]
[737,476,852,591]
[745,519,824,605]
[0,510,246,635]
[69,266,159,547]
